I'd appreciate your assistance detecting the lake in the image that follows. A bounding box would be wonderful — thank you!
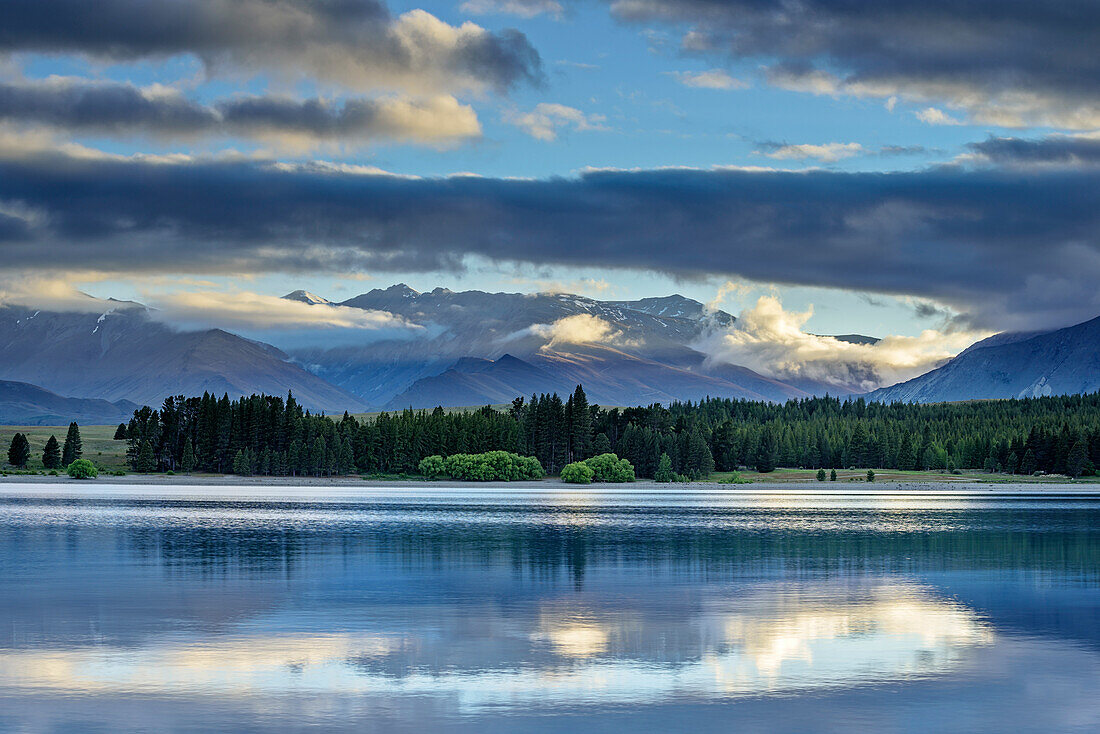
[1,485,1098,733]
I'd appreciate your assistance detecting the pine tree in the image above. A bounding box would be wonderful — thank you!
[181,440,196,473]
[136,441,156,472]
[754,428,777,473]
[830,468,837,481]
[7,433,30,468]
[42,435,61,469]
[592,432,612,456]
[113,423,127,440]
[1066,440,1088,478]
[1020,448,1038,476]
[568,385,592,461]
[686,429,715,478]
[816,468,826,481]
[654,452,675,482]
[232,449,248,476]
[310,437,326,476]
[61,422,82,466]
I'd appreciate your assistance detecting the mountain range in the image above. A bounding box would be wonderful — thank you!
[0,285,1098,422]
[867,315,1100,403]
[0,300,365,417]
[286,285,850,408]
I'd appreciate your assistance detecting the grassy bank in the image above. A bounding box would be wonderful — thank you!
[0,425,128,472]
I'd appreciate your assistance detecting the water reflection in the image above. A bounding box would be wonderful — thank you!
[0,487,1098,733]
[0,583,993,706]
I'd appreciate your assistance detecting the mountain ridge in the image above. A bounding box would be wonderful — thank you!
[866,315,1100,403]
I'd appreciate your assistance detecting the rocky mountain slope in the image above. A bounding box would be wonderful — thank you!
[866,315,1100,403]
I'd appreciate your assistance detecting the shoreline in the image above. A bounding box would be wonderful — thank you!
[1,473,1099,495]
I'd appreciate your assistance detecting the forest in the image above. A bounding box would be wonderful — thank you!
[109,387,1100,479]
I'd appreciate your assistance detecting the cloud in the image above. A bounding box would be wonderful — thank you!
[3,138,1100,330]
[0,1,542,95]
[460,0,564,19]
[529,314,623,348]
[147,289,422,348]
[760,142,864,163]
[0,78,481,149]
[505,103,608,141]
[965,134,1100,167]
[150,290,413,331]
[505,276,619,297]
[914,107,962,126]
[610,0,1100,129]
[667,69,747,90]
[706,280,754,312]
[696,296,987,393]
[0,274,118,313]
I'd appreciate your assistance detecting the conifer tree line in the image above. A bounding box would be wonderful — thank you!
[110,388,1100,478]
[5,423,81,470]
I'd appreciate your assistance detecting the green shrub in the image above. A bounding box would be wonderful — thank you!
[583,453,635,482]
[817,468,827,481]
[866,469,875,482]
[67,459,98,480]
[718,472,752,484]
[418,455,446,479]
[560,461,594,484]
[442,451,545,481]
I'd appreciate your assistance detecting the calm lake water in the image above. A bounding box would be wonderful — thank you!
[1,485,1099,733]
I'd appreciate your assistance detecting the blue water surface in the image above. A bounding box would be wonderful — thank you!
[1,485,1098,733]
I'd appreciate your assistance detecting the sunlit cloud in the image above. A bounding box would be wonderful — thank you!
[505,103,610,141]
[761,142,864,163]
[666,69,747,90]
[696,295,988,393]
[148,290,417,332]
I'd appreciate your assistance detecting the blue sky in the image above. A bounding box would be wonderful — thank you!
[3,0,1099,342]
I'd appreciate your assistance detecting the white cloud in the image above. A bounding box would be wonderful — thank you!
[706,279,756,312]
[529,314,623,348]
[695,295,987,393]
[667,69,747,90]
[150,290,418,332]
[505,103,609,141]
[766,66,1100,130]
[0,274,115,313]
[460,0,564,18]
[915,107,963,126]
[763,142,864,163]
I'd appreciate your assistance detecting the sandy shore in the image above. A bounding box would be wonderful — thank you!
[1,473,1098,494]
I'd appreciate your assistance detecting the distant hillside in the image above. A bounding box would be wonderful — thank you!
[867,315,1100,403]
[0,380,137,426]
[383,346,816,409]
[0,303,365,414]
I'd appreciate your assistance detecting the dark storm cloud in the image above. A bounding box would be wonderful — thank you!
[0,0,542,94]
[0,79,481,145]
[967,135,1100,166]
[1,145,1099,329]
[610,0,1100,127]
